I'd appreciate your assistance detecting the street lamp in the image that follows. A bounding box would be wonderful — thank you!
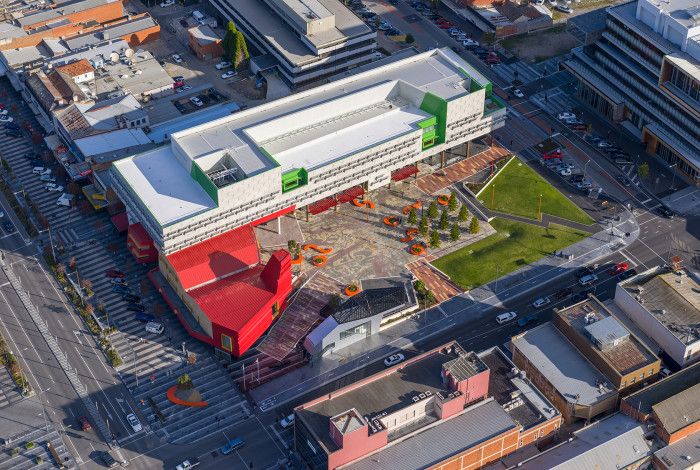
[669,162,678,190]
[583,159,590,180]
[38,226,55,263]
[537,194,543,221]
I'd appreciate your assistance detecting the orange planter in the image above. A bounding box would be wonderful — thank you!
[437,195,449,206]
[166,385,208,407]
[352,198,364,207]
[344,285,360,296]
[402,201,422,214]
[383,216,400,227]
[365,200,375,209]
[291,255,302,265]
[311,255,327,267]
[410,244,425,256]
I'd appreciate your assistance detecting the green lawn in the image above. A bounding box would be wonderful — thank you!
[478,158,595,225]
[432,218,589,290]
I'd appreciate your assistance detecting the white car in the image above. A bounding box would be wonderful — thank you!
[159,0,174,6]
[172,54,183,64]
[0,115,13,123]
[513,89,525,98]
[383,353,405,367]
[279,414,295,429]
[555,4,573,13]
[576,181,592,190]
[215,61,231,70]
[32,166,46,174]
[40,174,56,182]
[176,85,192,93]
[145,322,164,334]
[532,297,550,308]
[176,460,199,470]
[597,141,612,148]
[126,413,142,432]
[189,96,204,107]
[496,311,517,324]
[558,111,576,120]
[559,168,572,176]
[462,39,479,47]
[45,183,63,192]
[578,273,598,286]
[221,70,236,79]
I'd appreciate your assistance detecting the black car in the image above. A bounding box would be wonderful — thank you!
[127,303,146,313]
[571,174,585,183]
[179,19,188,28]
[5,129,22,138]
[554,287,574,299]
[122,293,140,303]
[113,285,131,295]
[575,266,594,278]
[4,122,19,130]
[657,205,674,218]
[616,174,631,187]
[99,451,118,468]
[618,268,637,280]
[3,221,15,233]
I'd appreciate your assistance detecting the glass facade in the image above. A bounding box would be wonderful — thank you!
[339,321,371,341]
[669,65,700,103]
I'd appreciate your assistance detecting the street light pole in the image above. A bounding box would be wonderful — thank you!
[537,194,543,221]
[669,163,678,190]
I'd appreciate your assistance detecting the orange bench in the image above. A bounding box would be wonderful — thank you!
[402,201,422,214]
[303,244,333,254]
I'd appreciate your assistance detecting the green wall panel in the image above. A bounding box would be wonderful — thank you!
[190,161,218,205]
[419,92,448,147]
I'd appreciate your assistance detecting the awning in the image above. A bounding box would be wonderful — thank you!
[391,164,419,181]
[111,212,128,233]
[336,185,364,204]
[308,196,337,215]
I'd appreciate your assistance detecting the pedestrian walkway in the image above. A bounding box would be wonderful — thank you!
[492,61,542,86]
[0,367,23,409]
[0,425,76,470]
[416,144,511,194]
[530,87,578,117]
[406,259,462,303]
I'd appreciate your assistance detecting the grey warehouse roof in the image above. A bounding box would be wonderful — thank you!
[652,382,700,435]
[332,277,416,324]
[512,323,617,406]
[346,399,518,470]
[654,431,700,469]
[624,361,700,416]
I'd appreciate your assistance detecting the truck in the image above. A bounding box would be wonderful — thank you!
[176,458,200,470]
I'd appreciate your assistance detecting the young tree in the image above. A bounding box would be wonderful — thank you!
[222,21,237,59]
[81,279,93,291]
[424,290,435,305]
[429,230,441,248]
[458,204,469,222]
[439,209,449,230]
[232,30,249,70]
[69,256,76,270]
[405,33,415,44]
[469,216,480,234]
[638,162,650,180]
[450,222,460,241]
[419,216,429,237]
[407,207,417,225]
[413,280,426,293]
[427,201,438,219]
[448,191,458,212]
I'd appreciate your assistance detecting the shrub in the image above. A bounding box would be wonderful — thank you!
[427,201,438,219]
[177,373,193,389]
[11,447,19,456]
[405,33,415,44]
[458,204,469,222]
[424,290,435,305]
[25,441,35,450]
[439,209,449,230]
[413,280,426,293]
[469,216,480,234]
[35,456,43,464]
[407,207,417,225]
[107,348,122,367]
[450,222,461,241]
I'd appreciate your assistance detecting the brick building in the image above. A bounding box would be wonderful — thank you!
[188,25,223,60]
[294,342,561,470]
[553,296,661,392]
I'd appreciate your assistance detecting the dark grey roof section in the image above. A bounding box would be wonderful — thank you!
[654,430,700,469]
[624,361,700,415]
[332,277,416,324]
[347,399,517,470]
[517,413,652,470]
[568,7,607,33]
[443,352,487,382]
[64,15,158,50]
[652,382,700,434]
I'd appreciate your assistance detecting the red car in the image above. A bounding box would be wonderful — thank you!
[105,269,125,278]
[542,149,563,160]
[78,416,92,431]
[609,262,629,275]
[569,123,587,131]
[486,54,501,64]
[437,23,452,29]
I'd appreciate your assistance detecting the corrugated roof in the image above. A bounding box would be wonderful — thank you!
[55,58,94,77]
[166,224,260,291]
[345,399,517,470]
[518,413,652,470]
[654,430,700,468]
[652,382,700,434]
[624,361,700,416]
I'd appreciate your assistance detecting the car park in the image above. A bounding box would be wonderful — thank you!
[220,437,245,455]
[532,297,550,308]
[496,311,517,324]
[384,353,405,367]
[578,273,598,286]
[78,416,92,431]
[134,312,156,323]
[279,414,295,428]
[145,322,164,334]
[126,413,142,432]
[517,313,538,327]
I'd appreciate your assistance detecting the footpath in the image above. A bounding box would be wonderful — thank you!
[251,205,639,411]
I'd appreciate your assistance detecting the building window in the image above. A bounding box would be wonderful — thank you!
[339,321,370,341]
[519,439,523,447]
[622,380,626,387]
[221,333,232,351]
[630,377,636,383]
[640,372,645,380]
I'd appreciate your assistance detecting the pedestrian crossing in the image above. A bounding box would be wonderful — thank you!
[530,88,579,116]
[0,426,76,470]
[530,53,572,77]
[0,367,23,409]
[492,61,542,86]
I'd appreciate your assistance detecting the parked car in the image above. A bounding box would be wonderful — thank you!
[609,262,629,275]
[99,451,118,468]
[176,85,192,93]
[559,168,572,177]
[575,266,595,278]
[532,297,551,308]
[78,416,92,431]
[159,0,175,6]
[134,312,156,323]
[578,273,598,286]
[220,437,245,455]
[215,61,232,70]
[558,111,576,120]
[555,4,573,13]
[486,54,501,64]
[576,180,592,190]
[5,122,20,130]
[597,141,612,148]
[221,70,237,79]
[618,268,637,280]
[39,174,56,182]
[32,166,46,175]
[45,183,63,192]
[3,221,15,233]
[571,174,586,183]
[111,277,127,286]
[657,205,674,218]
[462,39,478,47]
[384,353,405,367]
[279,414,295,429]
[126,413,142,432]
[171,54,183,64]
[5,129,21,138]
[513,89,525,98]
[189,96,204,107]
[105,269,125,278]
[542,149,563,160]
[517,313,538,327]
[127,303,146,313]
[0,115,13,123]
[496,311,517,324]
[176,459,200,470]
[145,322,164,334]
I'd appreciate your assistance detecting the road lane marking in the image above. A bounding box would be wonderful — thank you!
[640,198,652,204]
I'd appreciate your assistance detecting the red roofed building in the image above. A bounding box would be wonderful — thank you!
[159,224,292,356]
[127,223,157,263]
